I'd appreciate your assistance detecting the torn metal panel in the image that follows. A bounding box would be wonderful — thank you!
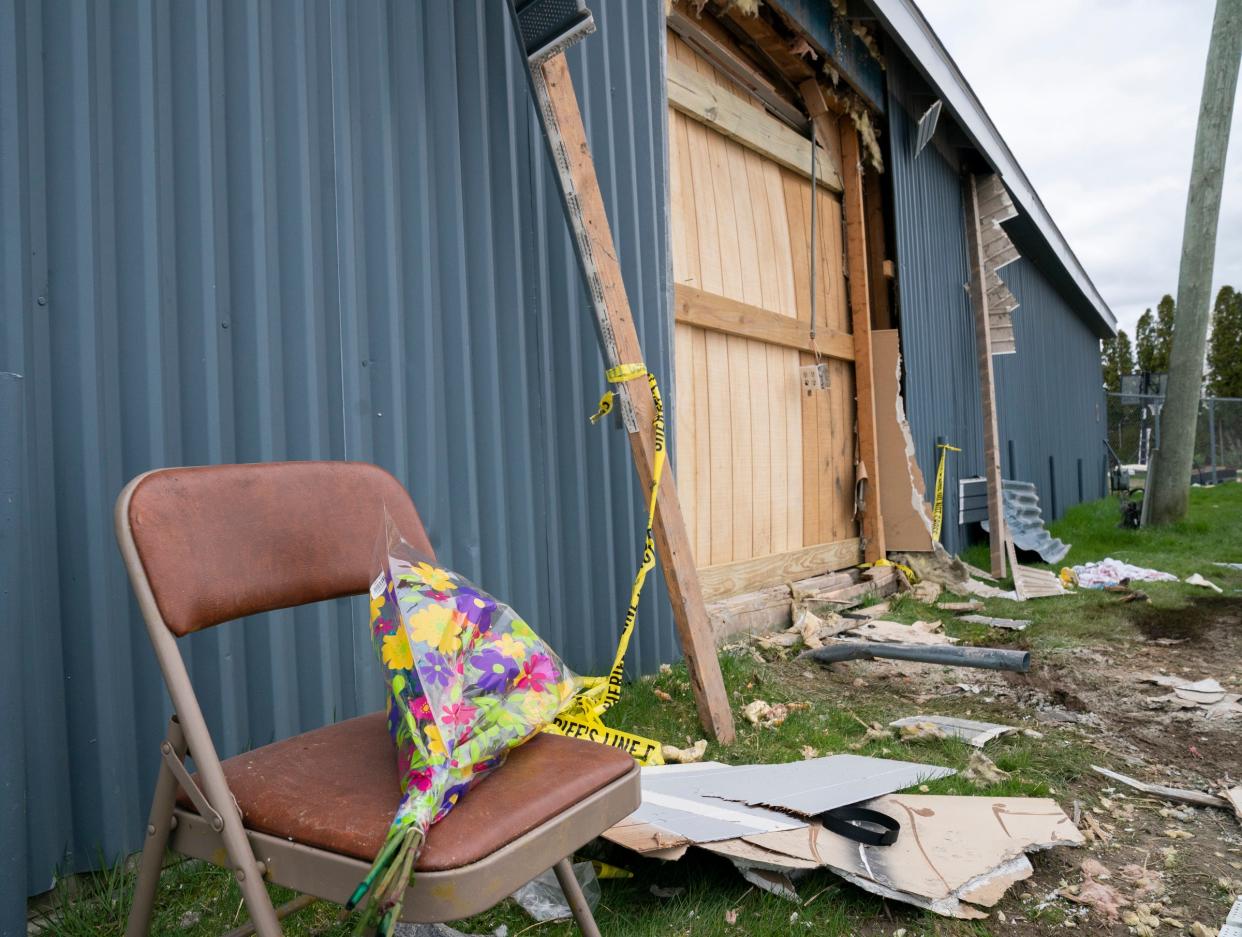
[981,480,1071,564]
[691,754,955,816]
[889,715,1018,748]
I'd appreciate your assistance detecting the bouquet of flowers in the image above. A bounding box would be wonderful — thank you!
[347,519,577,935]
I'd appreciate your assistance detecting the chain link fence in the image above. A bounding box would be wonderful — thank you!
[1106,391,1242,483]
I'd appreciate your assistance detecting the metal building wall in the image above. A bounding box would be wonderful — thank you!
[0,0,673,924]
[995,258,1109,514]
[885,54,984,556]
[885,52,1106,554]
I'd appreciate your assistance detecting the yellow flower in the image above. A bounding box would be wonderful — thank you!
[494,633,527,662]
[425,723,447,758]
[408,605,463,655]
[381,632,413,671]
[369,593,385,623]
[415,562,454,593]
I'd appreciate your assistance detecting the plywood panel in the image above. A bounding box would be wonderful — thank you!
[667,29,857,580]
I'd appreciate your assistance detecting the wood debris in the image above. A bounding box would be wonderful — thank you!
[1091,765,1231,810]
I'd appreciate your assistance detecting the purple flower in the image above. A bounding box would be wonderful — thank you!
[417,652,454,688]
[470,647,519,693]
[455,586,496,632]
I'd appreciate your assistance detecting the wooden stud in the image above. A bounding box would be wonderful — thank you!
[673,284,854,360]
[802,79,886,563]
[965,174,1008,579]
[532,53,735,743]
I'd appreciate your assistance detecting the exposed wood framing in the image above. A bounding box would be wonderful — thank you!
[803,78,885,563]
[976,174,1021,356]
[533,53,735,743]
[699,538,862,601]
[669,57,843,191]
[665,7,808,133]
[864,171,893,330]
[674,284,854,361]
[965,174,1008,578]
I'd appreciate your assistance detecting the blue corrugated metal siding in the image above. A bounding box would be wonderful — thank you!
[995,259,1109,511]
[0,0,672,924]
[886,55,983,556]
[885,53,1105,554]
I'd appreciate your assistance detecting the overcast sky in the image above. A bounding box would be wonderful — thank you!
[917,0,1241,338]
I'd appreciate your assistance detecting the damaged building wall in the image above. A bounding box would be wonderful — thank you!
[885,53,985,556]
[884,52,1106,554]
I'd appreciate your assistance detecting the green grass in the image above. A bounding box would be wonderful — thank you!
[32,484,1242,937]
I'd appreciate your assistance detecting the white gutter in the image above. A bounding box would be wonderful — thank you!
[867,0,1118,333]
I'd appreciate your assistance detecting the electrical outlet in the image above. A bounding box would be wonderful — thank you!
[800,363,830,392]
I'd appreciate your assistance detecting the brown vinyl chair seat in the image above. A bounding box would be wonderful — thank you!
[177,712,635,871]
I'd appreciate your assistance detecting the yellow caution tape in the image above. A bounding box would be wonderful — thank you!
[545,362,666,767]
[859,557,918,584]
[930,442,961,541]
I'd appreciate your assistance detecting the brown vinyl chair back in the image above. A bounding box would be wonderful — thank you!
[120,461,432,637]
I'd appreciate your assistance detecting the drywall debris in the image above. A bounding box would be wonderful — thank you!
[662,740,709,764]
[741,699,808,728]
[963,750,1010,786]
[890,715,1018,748]
[1090,765,1231,810]
[1224,786,1242,823]
[844,619,955,645]
[1185,572,1223,593]
[939,600,984,612]
[792,794,1082,918]
[1061,858,1128,920]
[958,614,1031,631]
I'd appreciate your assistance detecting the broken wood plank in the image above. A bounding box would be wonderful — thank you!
[532,52,735,743]
[673,283,854,361]
[1091,765,1231,810]
[957,614,1031,631]
[699,537,861,601]
[965,174,1007,578]
[668,57,842,191]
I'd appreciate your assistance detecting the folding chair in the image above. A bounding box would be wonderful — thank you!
[115,461,640,937]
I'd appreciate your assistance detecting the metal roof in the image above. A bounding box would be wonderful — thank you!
[865,0,1118,335]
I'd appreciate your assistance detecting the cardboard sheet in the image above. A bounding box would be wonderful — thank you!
[782,794,1083,918]
[889,715,1018,748]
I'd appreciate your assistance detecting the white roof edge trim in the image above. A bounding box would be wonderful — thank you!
[867,0,1118,333]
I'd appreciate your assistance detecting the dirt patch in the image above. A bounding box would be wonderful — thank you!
[1129,595,1242,642]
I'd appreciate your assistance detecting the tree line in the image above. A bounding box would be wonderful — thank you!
[1101,285,1242,397]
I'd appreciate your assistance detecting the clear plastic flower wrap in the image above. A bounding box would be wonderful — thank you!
[348,516,578,935]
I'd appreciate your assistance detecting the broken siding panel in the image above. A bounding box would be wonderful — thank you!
[887,52,1107,551]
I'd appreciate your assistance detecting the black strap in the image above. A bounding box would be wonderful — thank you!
[819,806,900,846]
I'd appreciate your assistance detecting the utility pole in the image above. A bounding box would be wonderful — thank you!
[1149,0,1242,524]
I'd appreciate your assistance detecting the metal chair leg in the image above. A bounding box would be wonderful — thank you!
[125,718,187,937]
[553,858,602,937]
